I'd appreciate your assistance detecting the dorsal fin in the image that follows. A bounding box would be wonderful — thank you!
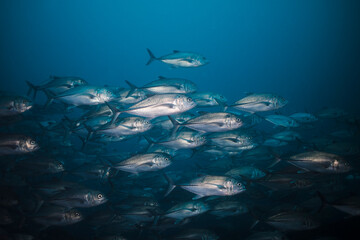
[158,76,166,80]
[173,50,180,53]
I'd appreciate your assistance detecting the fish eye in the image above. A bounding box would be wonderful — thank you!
[75,212,80,217]
[30,140,35,145]
[97,193,103,199]
[187,97,192,102]
[237,183,241,186]
[236,118,241,122]
[164,158,169,161]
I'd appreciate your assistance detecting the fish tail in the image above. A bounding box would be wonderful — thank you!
[146,48,157,65]
[124,80,138,98]
[168,115,181,138]
[26,80,39,99]
[43,89,55,108]
[143,135,155,152]
[81,123,96,151]
[163,172,176,197]
[104,102,122,125]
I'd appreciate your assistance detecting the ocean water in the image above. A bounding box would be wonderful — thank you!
[0,1,360,239]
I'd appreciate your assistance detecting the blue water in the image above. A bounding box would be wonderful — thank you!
[1,0,360,112]
[1,1,360,239]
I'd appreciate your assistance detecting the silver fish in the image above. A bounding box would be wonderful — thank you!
[0,134,39,155]
[146,49,208,68]
[233,93,287,113]
[289,151,351,173]
[113,153,172,174]
[164,201,209,221]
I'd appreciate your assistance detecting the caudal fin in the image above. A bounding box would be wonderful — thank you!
[26,81,39,99]
[146,48,157,65]
[163,172,176,197]
[125,80,138,98]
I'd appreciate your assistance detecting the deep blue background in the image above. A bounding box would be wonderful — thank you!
[1,0,359,113]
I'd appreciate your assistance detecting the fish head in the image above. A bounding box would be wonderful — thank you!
[49,159,65,173]
[183,82,197,93]
[14,97,33,113]
[135,118,152,131]
[226,114,243,129]
[65,209,83,224]
[96,88,116,102]
[193,201,210,214]
[153,154,172,168]
[194,55,209,66]
[175,95,196,111]
[224,178,246,195]
[89,191,108,206]
[274,96,288,109]
[332,158,351,173]
[20,137,39,152]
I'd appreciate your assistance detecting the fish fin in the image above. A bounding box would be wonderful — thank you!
[163,172,176,197]
[104,102,122,125]
[43,89,55,108]
[214,98,228,111]
[168,115,181,138]
[146,48,157,65]
[158,76,166,79]
[124,80,138,98]
[26,81,39,99]
[143,135,155,152]
[81,123,96,150]
[173,50,180,53]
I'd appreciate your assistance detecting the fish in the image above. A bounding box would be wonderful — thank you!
[165,174,246,199]
[189,92,227,107]
[210,200,248,218]
[125,76,197,95]
[289,112,318,123]
[264,115,300,128]
[288,151,351,173]
[32,205,83,227]
[164,201,209,222]
[207,131,257,149]
[225,166,267,180]
[147,130,206,150]
[170,112,243,133]
[317,191,360,216]
[265,211,319,231]
[44,86,117,107]
[146,49,208,68]
[0,94,32,117]
[48,188,107,208]
[26,75,88,99]
[112,153,172,174]
[0,134,39,155]
[232,93,288,113]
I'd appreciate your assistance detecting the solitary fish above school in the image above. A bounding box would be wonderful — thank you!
[232,93,288,113]
[146,49,209,68]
